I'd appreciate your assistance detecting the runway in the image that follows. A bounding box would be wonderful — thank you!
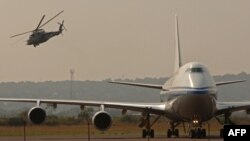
[0,136,223,141]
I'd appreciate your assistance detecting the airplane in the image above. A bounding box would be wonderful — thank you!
[0,15,249,139]
[10,10,66,47]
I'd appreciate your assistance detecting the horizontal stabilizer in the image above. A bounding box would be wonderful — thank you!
[215,79,246,86]
[109,81,163,90]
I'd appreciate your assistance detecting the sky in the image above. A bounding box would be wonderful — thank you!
[0,0,250,82]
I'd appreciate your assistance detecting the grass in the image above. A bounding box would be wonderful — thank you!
[0,119,223,137]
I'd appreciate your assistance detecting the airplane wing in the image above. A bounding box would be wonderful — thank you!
[109,81,163,90]
[214,79,248,115]
[215,101,250,116]
[215,79,246,86]
[0,98,166,115]
[111,79,246,88]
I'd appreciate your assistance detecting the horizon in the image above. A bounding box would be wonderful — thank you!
[0,71,248,83]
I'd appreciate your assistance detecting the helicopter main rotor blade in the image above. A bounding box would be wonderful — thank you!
[39,10,64,29]
[11,15,45,38]
[35,15,45,31]
[10,30,34,38]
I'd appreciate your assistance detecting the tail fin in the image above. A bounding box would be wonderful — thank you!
[174,15,182,73]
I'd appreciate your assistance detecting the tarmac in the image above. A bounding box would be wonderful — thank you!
[0,136,223,141]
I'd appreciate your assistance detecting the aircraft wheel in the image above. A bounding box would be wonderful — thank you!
[150,129,154,138]
[167,129,172,138]
[202,129,206,138]
[220,129,224,138]
[196,128,202,138]
[142,129,147,138]
[189,129,196,138]
[174,129,179,137]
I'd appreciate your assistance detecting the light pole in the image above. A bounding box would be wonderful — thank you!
[70,69,75,100]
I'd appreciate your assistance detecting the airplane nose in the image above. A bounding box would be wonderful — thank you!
[173,94,215,121]
[188,74,212,88]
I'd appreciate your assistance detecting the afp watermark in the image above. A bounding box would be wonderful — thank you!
[224,125,250,141]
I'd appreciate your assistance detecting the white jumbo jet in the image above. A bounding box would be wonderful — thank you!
[0,16,249,139]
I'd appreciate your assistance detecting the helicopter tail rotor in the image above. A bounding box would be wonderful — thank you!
[58,20,67,33]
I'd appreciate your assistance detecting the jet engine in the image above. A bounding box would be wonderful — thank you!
[217,109,250,124]
[229,110,250,124]
[28,106,46,124]
[92,111,112,131]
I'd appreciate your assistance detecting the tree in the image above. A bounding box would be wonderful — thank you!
[78,108,94,122]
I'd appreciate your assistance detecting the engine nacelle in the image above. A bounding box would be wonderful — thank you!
[246,109,250,114]
[229,110,250,124]
[28,107,46,124]
[92,111,112,131]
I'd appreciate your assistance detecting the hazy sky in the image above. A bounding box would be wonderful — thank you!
[0,0,250,82]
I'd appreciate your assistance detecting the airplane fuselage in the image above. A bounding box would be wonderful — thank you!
[161,62,217,122]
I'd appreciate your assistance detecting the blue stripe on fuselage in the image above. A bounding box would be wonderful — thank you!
[162,87,217,95]
[186,89,212,95]
[160,87,217,103]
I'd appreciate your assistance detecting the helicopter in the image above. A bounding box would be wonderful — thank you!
[11,10,66,47]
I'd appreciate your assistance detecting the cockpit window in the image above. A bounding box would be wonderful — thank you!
[186,67,204,73]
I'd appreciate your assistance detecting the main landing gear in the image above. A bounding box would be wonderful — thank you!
[167,122,180,138]
[140,108,161,138]
[218,112,234,138]
[142,129,154,138]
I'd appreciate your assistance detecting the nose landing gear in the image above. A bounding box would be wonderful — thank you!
[189,115,206,138]
[189,128,206,138]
